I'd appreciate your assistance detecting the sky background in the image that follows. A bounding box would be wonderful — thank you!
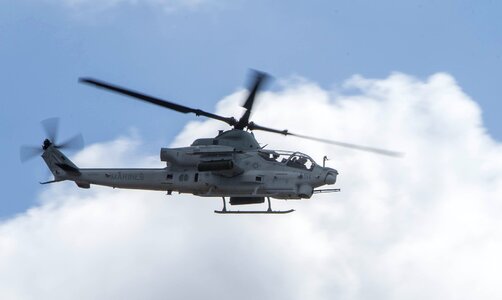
[1,0,501,216]
[1,1,502,299]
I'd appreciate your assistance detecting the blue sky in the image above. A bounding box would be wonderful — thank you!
[1,0,501,217]
[2,2,502,298]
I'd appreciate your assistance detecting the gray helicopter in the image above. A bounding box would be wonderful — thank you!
[21,71,401,214]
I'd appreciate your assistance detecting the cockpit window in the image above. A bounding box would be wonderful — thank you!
[258,150,316,170]
[286,153,314,170]
[258,151,280,161]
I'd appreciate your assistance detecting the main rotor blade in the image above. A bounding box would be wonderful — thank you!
[20,145,43,162]
[56,133,84,150]
[41,117,59,143]
[248,122,403,157]
[235,71,269,130]
[79,78,237,126]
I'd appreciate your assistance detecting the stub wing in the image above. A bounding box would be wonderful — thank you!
[313,188,341,194]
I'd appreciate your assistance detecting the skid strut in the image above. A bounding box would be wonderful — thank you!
[214,197,294,214]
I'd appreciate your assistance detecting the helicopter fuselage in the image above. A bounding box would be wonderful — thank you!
[42,130,338,201]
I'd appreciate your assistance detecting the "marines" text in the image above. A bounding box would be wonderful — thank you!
[107,172,144,181]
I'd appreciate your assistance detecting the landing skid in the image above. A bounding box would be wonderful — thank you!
[214,197,295,214]
[214,209,295,214]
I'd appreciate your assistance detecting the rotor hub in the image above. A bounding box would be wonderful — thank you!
[43,139,52,150]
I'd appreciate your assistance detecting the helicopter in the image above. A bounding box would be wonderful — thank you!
[21,71,401,214]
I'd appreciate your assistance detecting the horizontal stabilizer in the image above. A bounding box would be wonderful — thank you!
[39,179,63,185]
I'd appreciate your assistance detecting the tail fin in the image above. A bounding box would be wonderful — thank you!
[42,144,81,182]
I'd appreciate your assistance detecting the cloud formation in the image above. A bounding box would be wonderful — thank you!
[1,73,501,300]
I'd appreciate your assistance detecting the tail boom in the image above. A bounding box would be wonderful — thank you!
[76,168,168,190]
[41,145,168,190]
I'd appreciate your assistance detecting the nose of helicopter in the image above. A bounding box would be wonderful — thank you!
[324,169,338,184]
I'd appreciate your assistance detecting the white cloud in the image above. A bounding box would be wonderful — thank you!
[1,72,501,299]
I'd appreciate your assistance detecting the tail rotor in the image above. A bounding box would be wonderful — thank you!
[20,117,84,162]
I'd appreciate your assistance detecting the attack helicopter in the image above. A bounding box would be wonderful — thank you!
[21,71,401,214]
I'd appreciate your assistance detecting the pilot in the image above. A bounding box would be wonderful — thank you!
[297,157,308,169]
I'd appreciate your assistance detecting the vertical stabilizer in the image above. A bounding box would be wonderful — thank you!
[41,142,81,182]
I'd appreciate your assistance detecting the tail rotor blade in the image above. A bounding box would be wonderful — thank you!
[57,133,84,150]
[20,145,43,162]
[41,117,59,143]
[21,118,85,163]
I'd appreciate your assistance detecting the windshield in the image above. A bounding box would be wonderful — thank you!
[258,150,316,170]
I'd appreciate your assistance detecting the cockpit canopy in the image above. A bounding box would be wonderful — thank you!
[258,150,316,170]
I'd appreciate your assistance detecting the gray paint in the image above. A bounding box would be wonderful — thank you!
[41,130,338,203]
